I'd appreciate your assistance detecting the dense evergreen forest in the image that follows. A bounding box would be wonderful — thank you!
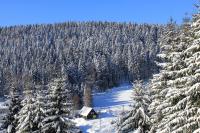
[0,22,161,100]
[1,1,200,132]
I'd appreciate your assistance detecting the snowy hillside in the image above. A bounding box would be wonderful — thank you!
[74,84,133,133]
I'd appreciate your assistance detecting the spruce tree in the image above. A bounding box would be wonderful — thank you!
[32,85,46,133]
[149,8,200,132]
[148,19,181,131]
[154,7,200,133]
[152,16,194,133]
[41,78,77,133]
[1,87,21,133]
[117,80,151,133]
[15,88,36,133]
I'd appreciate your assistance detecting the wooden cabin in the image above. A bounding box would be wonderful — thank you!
[79,106,98,119]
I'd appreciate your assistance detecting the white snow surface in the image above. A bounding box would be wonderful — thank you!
[74,83,133,133]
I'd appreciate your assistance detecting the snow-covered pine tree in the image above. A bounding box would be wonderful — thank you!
[117,80,151,133]
[151,16,194,133]
[148,19,181,131]
[154,6,200,133]
[15,87,36,133]
[32,85,46,133]
[1,87,22,133]
[41,78,77,133]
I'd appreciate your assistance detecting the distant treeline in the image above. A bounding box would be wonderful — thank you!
[0,22,162,98]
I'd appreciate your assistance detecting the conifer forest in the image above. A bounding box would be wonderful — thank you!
[0,1,200,133]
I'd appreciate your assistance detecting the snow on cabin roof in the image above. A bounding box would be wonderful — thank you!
[79,106,94,116]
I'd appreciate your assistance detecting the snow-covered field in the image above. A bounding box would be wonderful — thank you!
[74,84,133,133]
[0,84,133,133]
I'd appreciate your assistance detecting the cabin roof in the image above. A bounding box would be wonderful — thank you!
[79,106,95,116]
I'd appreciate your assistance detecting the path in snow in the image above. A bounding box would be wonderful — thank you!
[74,83,133,133]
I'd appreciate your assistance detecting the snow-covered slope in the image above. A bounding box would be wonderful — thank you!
[74,84,133,133]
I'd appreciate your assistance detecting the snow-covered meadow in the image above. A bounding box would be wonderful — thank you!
[74,84,133,133]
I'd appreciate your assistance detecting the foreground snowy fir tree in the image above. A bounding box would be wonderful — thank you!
[32,87,46,133]
[117,80,151,133]
[149,6,200,133]
[41,78,78,133]
[148,19,182,132]
[1,87,22,133]
[15,88,36,133]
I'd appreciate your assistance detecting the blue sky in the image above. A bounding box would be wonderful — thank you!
[0,0,196,26]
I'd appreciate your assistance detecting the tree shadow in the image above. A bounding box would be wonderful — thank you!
[79,125,92,133]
